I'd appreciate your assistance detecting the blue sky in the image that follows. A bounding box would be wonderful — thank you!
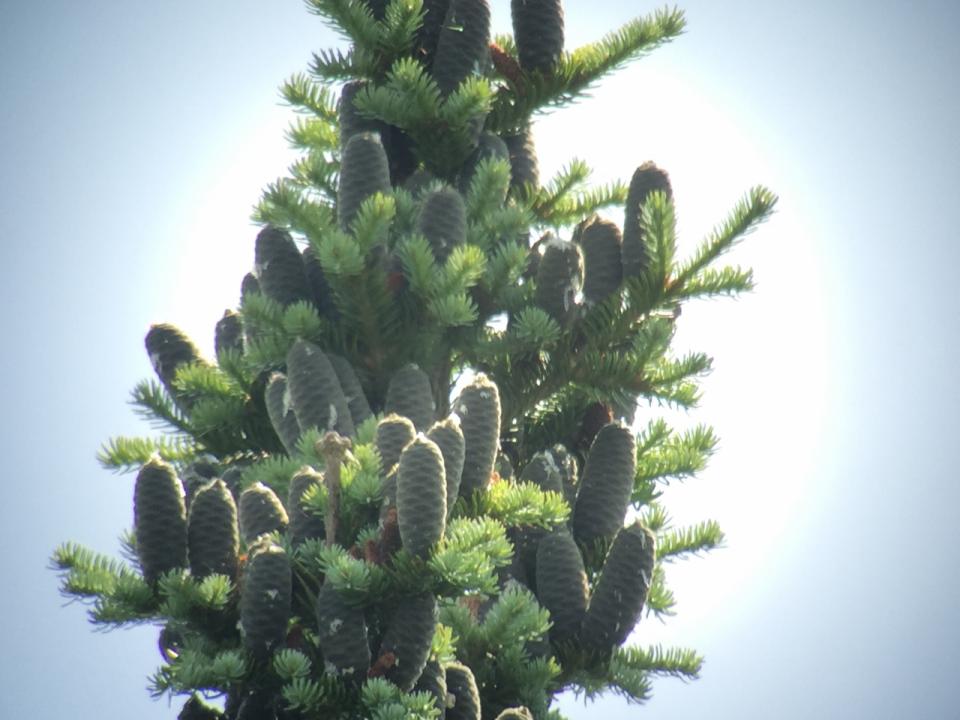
[2,1,958,718]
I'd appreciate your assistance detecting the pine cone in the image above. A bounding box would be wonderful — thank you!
[328,354,373,427]
[239,542,291,659]
[432,0,491,96]
[576,216,623,304]
[534,236,583,325]
[239,482,289,544]
[214,310,243,357]
[134,458,187,585]
[376,414,417,475]
[416,0,452,68]
[187,479,239,581]
[535,529,588,645]
[379,592,438,691]
[144,323,204,401]
[459,131,510,194]
[622,162,672,278]
[254,226,311,307]
[503,125,539,196]
[286,338,355,438]
[519,451,564,495]
[240,272,260,299]
[338,81,383,146]
[315,581,370,679]
[511,0,564,74]
[418,187,467,263]
[494,708,534,720]
[453,374,501,500]
[397,437,447,558]
[414,659,448,712]
[426,416,465,516]
[384,363,436,432]
[264,372,302,455]
[581,521,656,654]
[287,467,325,546]
[445,662,481,720]
[572,422,636,546]
[302,245,338,320]
[337,132,392,230]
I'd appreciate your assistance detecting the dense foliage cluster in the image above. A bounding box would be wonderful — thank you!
[52,1,776,718]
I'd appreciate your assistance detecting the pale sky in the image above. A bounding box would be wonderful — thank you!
[2,1,958,718]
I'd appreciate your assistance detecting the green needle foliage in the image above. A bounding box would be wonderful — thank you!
[52,1,776,718]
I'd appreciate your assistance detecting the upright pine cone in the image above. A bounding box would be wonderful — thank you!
[519,451,564,495]
[445,662,481,720]
[287,468,325,546]
[418,187,467,263]
[415,0,452,68]
[239,542,291,659]
[376,414,417,475]
[315,582,370,679]
[264,372,301,455]
[214,310,243,356]
[572,422,636,546]
[503,125,539,196]
[384,363,436,432]
[575,215,624,304]
[414,659,447,712]
[187,479,239,581]
[396,437,447,558]
[511,0,564,74]
[459,131,510,194]
[337,132,392,230]
[134,458,187,585]
[239,482,289,544]
[432,0,491,96]
[534,236,583,325]
[328,354,372,427]
[453,374,501,500]
[581,521,656,655]
[338,81,383,148]
[254,226,310,307]
[302,245,338,320]
[379,592,438,691]
[621,162,673,278]
[144,323,204,403]
[286,339,355,438]
[426,416,465,516]
[535,529,588,645]
[495,709,534,720]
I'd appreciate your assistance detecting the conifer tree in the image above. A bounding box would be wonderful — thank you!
[52,1,776,718]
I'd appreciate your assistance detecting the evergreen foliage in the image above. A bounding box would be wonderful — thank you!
[53,1,776,717]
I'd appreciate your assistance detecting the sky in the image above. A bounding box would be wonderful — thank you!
[1,1,958,718]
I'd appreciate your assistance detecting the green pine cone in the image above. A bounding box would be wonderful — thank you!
[534,236,583,325]
[265,372,302,455]
[416,0,452,68]
[287,467,325,546]
[328,354,373,427]
[338,131,391,230]
[418,187,467,263]
[385,363,436,432]
[315,581,370,679]
[302,245,338,320]
[519,451,564,495]
[511,0,564,74]
[187,479,239,581]
[444,662,481,720]
[414,659,448,712]
[338,81,382,146]
[453,374,501,500]
[286,338,355,438]
[240,272,260,299]
[376,414,417,475]
[144,323,204,399]
[505,525,545,589]
[458,131,510,194]
[397,436,447,558]
[134,458,187,586]
[575,215,624,304]
[214,310,243,357]
[239,482,289,544]
[535,529,588,645]
[572,422,636,546]
[581,521,656,654]
[432,0,491,96]
[239,542,291,659]
[494,708,533,720]
[503,126,539,196]
[622,161,673,278]
[380,592,438,691]
[254,226,311,307]
[426,417,465,517]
